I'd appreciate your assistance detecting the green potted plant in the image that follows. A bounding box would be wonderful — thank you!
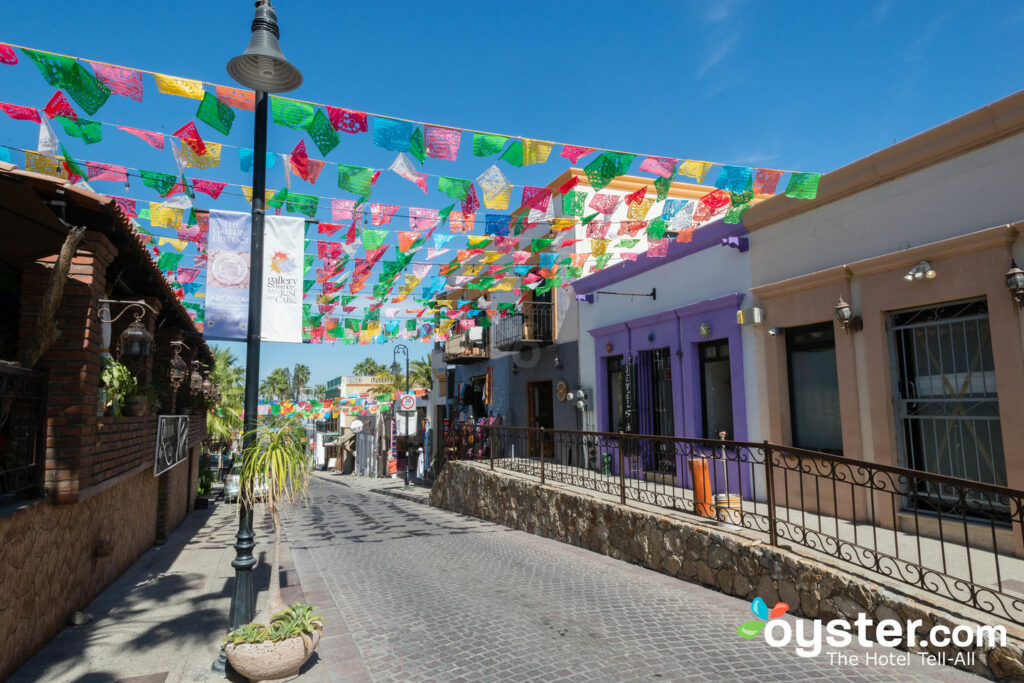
[224,422,323,680]
[195,469,216,509]
[100,357,138,418]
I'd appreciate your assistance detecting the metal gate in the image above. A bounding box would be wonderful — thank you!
[888,298,1007,515]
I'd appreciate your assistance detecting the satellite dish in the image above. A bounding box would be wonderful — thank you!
[350,420,364,434]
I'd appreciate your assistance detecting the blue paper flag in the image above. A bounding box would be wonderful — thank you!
[373,117,414,152]
[238,147,277,173]
[485,214,511,236]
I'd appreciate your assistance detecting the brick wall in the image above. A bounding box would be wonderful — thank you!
[0,467,158,679]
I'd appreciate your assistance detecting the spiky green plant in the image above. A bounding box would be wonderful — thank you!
[224,622,269,645]
[238,423,311,623]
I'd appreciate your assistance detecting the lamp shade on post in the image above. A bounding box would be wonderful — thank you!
[226,1,303,93]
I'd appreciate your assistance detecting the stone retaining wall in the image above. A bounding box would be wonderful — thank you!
[430,461,1024,681]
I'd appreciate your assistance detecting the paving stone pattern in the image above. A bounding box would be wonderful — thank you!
[286,479,974,682]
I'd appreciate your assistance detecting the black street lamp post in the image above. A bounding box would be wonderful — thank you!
[213,1,302,673]
[391,344,410,486]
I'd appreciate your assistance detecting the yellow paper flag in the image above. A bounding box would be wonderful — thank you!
[481,251,503,264]
[150,203,183,228]
[183,141,222,169]
[25,151,68,179]
[591,238,609,257]
[627,198,655,221]
[522,139,553,165]
[157,237,188,252]
[551,217,577,233]
[483,186,512,210]
[154,73,205,100]
[678,160,714,183]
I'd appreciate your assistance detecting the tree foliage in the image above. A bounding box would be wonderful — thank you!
[351,357,387,377]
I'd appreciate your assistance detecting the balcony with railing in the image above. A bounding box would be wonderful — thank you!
[493,305,553,351]
[444,328,490,364]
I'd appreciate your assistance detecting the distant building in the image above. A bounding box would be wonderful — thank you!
[324,374,390,430]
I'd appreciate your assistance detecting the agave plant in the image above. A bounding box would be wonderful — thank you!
[224,622,270,645]
[273,603,324,643]
[238,423,311,622]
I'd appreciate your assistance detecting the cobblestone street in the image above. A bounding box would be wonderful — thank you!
[287,478,974,682]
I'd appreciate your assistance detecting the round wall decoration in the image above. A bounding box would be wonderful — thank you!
[605,342,613,352]
[555,380,569,402]
[698,322,712,339]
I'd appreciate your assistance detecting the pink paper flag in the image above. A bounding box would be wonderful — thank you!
[84,162,127,182]
[0,102,40,122]
[589,193,619,215]
[110,196,137,218]
[43,91,76,120]
[318,222,343,236]
[753,169,783,195]
[194,254,208,268]
[192,178,227,199]
[290,138,309,179]
[370,203,400,226]
[91,63,143,102]
[409,207,438,231]
[624,186,647,205]
[521,186,552,212]
[176,267,200,283]
[558,175,580,195]
[172,121,205,155]
[648,238,669,258]
[639,156,677,178]
[0,44,17,65]
[332,198,358,221]
[119,125,164,149]
[462,183,479,213]
[326,106,368,133]
[560,145,595,164]
[513,250,531,265]
[426,248,449,260]
[389,152,428,193]
[424,125,461,160]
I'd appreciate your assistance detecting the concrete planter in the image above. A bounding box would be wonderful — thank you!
[225,630,320,682]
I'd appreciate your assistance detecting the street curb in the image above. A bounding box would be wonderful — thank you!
[310,471,350,487]
[370,487,431,506]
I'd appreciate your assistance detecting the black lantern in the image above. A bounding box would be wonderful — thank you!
[119,317,153,360]
[834,296,863,333]
[1006,261,1024,307]
[169,343,188,390]
[190,361,204,394]
[202,376,213,397]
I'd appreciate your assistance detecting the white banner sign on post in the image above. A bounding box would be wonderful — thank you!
[261,215,305,343]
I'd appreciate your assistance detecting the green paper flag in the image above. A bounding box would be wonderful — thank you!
[500,140,524,167]
[304,254,316,274]
[410,127,426,163]
[512,214,524,235]
[268,187,288,210]
[186,209,198,226]
[140,170,177,197]
[566,266,583,279]
[59,145,88,180]
[530,238,554,253]
[157,252,184,271]
[437,203,456,225]
[196,92,235,136]
[562,191,586,216]
[406,319,417,332]
[183,302,205,323]
[271,97,316,129]
[646,218,667,241]
[584,152,636,192]
[472,133,508,157]
[306,108,340,156]
[654,167,676,201]
[595,254,612,270]
[286,192,319,217]
[785,172,821,199]
[438,177,472,201]
[22,50,111,115]
[362,229,388,251]
[304,279,316,293]
[338,164,374,198]
[581,212,600,225]
[372,283,393,299]
[55,116,102,144]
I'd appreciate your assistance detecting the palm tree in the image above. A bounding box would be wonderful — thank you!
[352,357,387,377]
[238,423,310,622]
[368,355,433,397]
[291,363,310,401]
[311,384,327,401]
[260,367,291,402]
[207,345,244,452]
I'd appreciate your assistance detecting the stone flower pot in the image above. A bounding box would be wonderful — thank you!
[225,630,320,682]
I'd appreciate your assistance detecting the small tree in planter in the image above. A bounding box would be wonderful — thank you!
[225,421,322,680]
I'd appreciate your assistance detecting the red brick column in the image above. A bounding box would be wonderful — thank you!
[18,231,116,504]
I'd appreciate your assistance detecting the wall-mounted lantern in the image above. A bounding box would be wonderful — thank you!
[834,296,863,333]
[904,260,936,282]
[98,299,156,362]
[169,341,188,390]
[1006,261,1024,307]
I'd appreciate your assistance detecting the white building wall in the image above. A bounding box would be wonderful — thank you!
[751,131,1024,286]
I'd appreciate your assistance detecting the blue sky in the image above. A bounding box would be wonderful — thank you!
[2,1,1022,385]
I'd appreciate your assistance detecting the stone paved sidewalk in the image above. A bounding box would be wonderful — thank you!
[11,494,309,683]
[311,469,432,506]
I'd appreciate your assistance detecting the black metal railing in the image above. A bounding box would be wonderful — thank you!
[493,306,553,350]
[439,423,1024,627]
[0,365,47,505]
[444,329,490,362]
